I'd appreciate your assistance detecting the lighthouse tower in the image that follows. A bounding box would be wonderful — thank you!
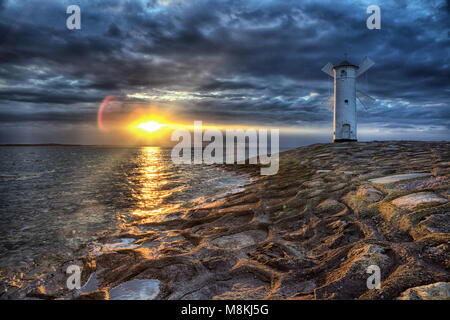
[321,57,375,143]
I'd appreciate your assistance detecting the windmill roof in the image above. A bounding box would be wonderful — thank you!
[333,60,359,69]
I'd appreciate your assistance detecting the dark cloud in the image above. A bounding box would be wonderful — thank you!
[0,0,448,144]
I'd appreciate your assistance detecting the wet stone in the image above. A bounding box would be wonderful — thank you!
[109,279,160,300]
[392,192,447,210]
[389,176,449,191]
[103,238,138,251]
[213,283,268,300]
[80,272,98,293]
[304,180,321,188]
[338,171,354,175]
[369,173,431,185]
[397,282,450,300]
[356,185,383,203]
[274,279,316,298]
[347,244,391,272]
[77,289,108,300]
[418,214,450,234]
[209,230,266,249]
[317,199,342,212]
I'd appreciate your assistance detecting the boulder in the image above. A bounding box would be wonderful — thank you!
[397,282,450,300]
[209,230,267,249]
[356,185,384,203]
[314,244,393,299]
[369,173,431,185]
[77,289,109,300]
[316,199,343,213]
[392,192,447,210]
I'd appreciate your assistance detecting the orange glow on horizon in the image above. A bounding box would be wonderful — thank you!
[98,98,326,145]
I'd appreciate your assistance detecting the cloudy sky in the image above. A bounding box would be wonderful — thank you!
[0,0,448,147]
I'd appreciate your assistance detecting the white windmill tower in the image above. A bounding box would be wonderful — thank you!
[321,57,375,142]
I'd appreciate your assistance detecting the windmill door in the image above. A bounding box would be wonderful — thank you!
[342,124,351,139]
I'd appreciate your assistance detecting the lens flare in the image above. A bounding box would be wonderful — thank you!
[97,95,122,132]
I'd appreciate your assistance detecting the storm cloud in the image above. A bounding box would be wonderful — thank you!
[0,0,448,145]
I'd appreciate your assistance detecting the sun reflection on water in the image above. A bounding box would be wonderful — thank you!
[131,147,182,221]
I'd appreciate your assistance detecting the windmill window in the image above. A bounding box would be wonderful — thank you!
[340,70,346,77]
[344,99,348,103]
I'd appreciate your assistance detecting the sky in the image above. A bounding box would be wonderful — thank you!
[0,0,449,147]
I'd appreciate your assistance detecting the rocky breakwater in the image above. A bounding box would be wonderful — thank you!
[1,141,449,300]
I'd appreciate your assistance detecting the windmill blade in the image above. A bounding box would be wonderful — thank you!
[356,90,375,110]
[356,57,375,77]
[322,95,334,111]
[321,62,334,77]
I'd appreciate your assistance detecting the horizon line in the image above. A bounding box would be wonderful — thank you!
[1,139,449,147]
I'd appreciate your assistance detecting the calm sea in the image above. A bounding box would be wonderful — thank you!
[0,146,249,269]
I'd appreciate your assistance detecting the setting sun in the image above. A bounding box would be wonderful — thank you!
[137,121,164,133]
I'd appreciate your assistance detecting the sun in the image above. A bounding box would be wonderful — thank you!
[137,121,164,133]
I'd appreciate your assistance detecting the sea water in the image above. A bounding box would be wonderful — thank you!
[0,146,249,269]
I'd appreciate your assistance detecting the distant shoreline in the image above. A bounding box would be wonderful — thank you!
[0,143,164,147]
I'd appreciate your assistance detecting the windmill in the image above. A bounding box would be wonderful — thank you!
[321,57,375,142]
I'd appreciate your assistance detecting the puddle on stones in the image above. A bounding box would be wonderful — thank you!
[109,279,160,300]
